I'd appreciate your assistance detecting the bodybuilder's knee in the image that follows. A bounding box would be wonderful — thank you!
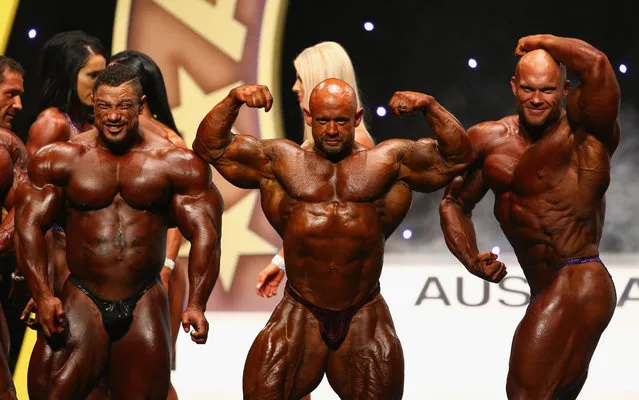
[506,378,553,400]
[35,374,91,400]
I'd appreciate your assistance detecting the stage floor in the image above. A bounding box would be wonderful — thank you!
[170,253,639,399]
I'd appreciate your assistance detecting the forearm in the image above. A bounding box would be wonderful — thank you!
[15,226,52,302]
[534,35,608,78]
[186,232,220,311]
[439,198,480,270]
[165,227,182,261]
[193,95,240,162]
[422,98,472,162]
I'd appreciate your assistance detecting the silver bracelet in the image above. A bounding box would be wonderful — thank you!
[164,258,176,271]
[271,254,285,271]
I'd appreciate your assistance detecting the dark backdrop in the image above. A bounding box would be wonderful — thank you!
[5,0,638,254]
[3,0,638,372]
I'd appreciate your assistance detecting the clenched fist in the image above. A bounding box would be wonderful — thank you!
[229,84,273,111]
[470,252,507,283]
[515,34,552,56]
[182,306,209,344]
[36,295,66,338]
[388,91,433,117]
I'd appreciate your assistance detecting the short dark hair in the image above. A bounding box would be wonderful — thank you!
[110,50,180,135]
[93,63,143,99]
[0,56,25,83]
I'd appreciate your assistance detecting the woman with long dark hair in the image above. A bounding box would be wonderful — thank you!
[25,30,106,296]
[27,30,106,154]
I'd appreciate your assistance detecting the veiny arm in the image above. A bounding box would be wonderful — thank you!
[170,150,223,344]
[192,84,275,189]
[14,146,67,337]
[388,91,474,192]
[439,124,506,283]
[440,167,488,268]
[162,130,186,287]
[516,34,621,153]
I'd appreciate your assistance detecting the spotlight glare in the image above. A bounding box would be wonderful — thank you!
[364,21,374,32]
[376,106,387,117]
[491,246,500,255]
[619,64,627,74]
[468,58,478,69]
[402,229,412,240]
[27,28,37,39]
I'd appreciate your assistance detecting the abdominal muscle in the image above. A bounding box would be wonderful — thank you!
[281,201,385,310]
[495,192,601,294]
[63,206,168,300]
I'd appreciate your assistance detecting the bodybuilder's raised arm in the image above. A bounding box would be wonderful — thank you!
[192,84,275,189]
[387,91,473,192]
[516,35,620,153]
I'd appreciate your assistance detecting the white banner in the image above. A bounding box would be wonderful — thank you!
[172,253,639,399]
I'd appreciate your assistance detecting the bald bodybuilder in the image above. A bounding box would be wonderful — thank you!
[440,35,620,399]
[193,78,473,399]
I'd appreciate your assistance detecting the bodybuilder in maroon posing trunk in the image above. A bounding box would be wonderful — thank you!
[15,64,223,400]
[193,78,473,399]
[440,35,620,399]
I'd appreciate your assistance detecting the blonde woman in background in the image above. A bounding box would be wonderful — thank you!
[256,42,374,300]
[295,41,374,148]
